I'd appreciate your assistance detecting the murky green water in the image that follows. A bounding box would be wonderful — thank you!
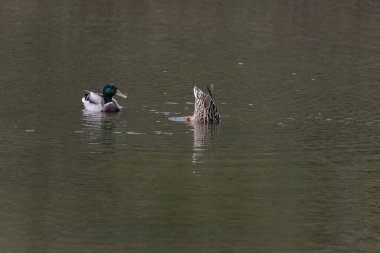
[1,1,380,252]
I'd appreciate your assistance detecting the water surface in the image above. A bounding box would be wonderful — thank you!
[1,1,380,252]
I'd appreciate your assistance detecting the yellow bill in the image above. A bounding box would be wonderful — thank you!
[116,90,128,99]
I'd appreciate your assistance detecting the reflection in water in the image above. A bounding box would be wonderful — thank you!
[169,116,220,164]
[81,111,120,154]
[190,122,219,164]
[82,110,118,131]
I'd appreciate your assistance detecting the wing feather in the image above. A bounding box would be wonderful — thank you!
[82,91,103,112]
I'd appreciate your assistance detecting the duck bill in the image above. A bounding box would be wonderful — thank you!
[116,90,128,99]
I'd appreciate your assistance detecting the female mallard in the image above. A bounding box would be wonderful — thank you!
[82,83,127,113]
[186,86,220,123]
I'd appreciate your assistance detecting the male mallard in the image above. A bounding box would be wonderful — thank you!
[186,86,220,123]
[82,83,127,113]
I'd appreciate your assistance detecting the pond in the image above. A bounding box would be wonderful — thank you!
[0,1,379,252]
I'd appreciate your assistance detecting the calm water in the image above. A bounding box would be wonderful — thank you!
[1,1,380,252]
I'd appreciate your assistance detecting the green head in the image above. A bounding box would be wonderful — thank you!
[102,83,127,103]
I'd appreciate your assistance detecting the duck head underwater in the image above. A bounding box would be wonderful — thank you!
[186,86,220,123]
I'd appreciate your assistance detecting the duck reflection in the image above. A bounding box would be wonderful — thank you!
[190,122,219,164]
[81,111,120,153]
[82,110,119,131]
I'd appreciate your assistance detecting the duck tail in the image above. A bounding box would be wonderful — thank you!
[207,84,214,98]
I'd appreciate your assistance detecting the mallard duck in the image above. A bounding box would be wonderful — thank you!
[82,83,127,113]
[186,86,220,123]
